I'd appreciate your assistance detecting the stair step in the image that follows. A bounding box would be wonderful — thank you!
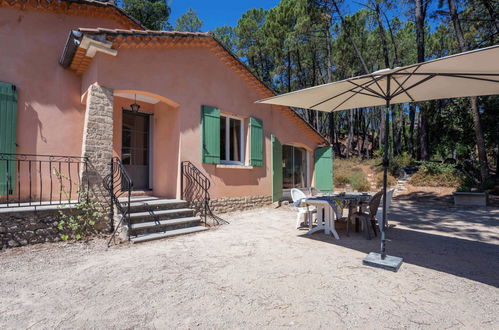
[129,216,201,231]
[128,208,193,221]
[130,226,208,243]
[127,198,187,208]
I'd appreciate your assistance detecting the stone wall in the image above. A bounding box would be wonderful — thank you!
[81,83,114,231]
[0,206,77,249]
[209,195,272,214]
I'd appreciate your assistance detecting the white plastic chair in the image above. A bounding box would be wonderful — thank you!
[376,188,395,229]
[291,188,316,228]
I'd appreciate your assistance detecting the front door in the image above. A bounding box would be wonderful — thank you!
[122,110,151,190]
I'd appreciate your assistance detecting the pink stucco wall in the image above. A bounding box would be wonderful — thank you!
[0,7,126,157]
[0,7,127,201]
[83,46,323,199]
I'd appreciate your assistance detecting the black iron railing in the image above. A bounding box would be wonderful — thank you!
[103,157,133,246]
[0,153,89,208]
[181,161,226,226]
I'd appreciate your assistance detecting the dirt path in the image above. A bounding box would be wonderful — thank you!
[1,202,498,329]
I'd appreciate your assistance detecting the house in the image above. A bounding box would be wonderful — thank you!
[0,0,333,247]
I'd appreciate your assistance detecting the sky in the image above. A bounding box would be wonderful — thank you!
[168,0,279,31]
[167,1,440,32]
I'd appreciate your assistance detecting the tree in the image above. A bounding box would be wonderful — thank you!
[445,0,489,184]
[213,26,238,53]
[175,8,203,32]
[414,0,431,160]
[121,0,171,30]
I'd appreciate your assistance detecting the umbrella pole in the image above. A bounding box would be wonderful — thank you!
[363,75,402,271]
[380,98,390,259]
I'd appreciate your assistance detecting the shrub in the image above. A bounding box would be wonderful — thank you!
[389,152,413,177]
[349,172,371,191]
[408,161,462,187]
[334,172,350,187]
[375,171,397,188]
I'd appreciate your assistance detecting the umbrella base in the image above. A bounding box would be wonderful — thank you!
[363,252,403,272]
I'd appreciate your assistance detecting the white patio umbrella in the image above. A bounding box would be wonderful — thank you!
[256,44,499,271]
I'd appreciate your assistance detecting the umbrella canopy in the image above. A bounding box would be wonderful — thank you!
[257,44,499,111]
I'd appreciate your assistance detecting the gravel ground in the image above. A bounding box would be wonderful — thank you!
[1,200,498,329]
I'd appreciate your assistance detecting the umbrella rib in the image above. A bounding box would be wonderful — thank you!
[391,74,436,99]
[391,76,415,102]
[436,73,499,84]
[391,64,422,98]
[347,80,386,98]
[310,76,384,109]
[331,87,382,111]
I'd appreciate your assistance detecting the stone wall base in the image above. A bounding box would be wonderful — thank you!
[209,195,272,214]
[0,206,107,249]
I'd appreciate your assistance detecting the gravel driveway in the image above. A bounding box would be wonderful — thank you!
[1,201,498,329]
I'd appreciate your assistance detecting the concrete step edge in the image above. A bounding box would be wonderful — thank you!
[128,208,193,219]
[130,226,208,243]
[129,216,201,230]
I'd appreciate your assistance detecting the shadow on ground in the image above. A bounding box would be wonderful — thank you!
[299,201,499,287]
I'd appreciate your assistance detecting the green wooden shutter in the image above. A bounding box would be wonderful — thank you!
[249,117,263,166]
[271,135,282,202]
[0,82,18,195]
[201,105,220,164]
[314,147,333,192]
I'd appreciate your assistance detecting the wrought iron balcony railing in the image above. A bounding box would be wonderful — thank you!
[0,153,89,208]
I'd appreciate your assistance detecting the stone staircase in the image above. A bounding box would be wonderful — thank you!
[119,196,208,243]
[367,172,378,191]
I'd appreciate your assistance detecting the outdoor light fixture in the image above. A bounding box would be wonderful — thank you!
[130,94,140,112]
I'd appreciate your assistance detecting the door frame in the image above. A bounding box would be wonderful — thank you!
[122,108,153,190]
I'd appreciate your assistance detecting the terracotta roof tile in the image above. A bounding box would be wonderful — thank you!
[1,0,144,29]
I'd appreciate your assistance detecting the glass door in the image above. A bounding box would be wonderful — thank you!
[122,110,150,190]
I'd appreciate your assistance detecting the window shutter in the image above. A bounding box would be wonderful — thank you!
[271,135,283,202]
[314,147,333,192]
[0,82,18,195]
[249,117,263,166]
[201,105,220,164]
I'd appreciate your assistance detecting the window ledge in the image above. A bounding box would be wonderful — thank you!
[216,164,254,170]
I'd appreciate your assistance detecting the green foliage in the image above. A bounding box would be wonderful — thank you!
[409,161,462,187]
[54,170,102,241]
[213,26,237,53]
[389,152,413,177]
[175,8,203,32]
[57,196,102,241]
[121,0,171,30]
[349,172,371,191]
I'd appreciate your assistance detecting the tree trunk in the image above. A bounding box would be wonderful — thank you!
[347,109,354,158]
[447,0,489,184]
[415,0,430,160]
[408,103,416,157]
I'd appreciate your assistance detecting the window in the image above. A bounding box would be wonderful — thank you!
[220,115,244,164]
[283,145,308,189]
